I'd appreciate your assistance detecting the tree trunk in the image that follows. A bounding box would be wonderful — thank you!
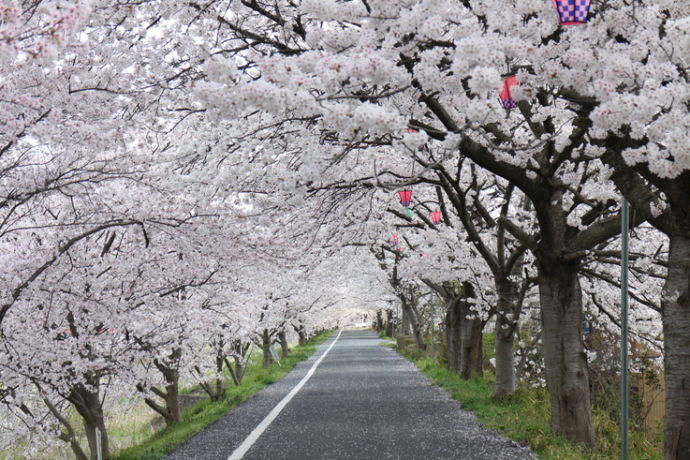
[144,349,182,427]
[458,284,483,379]
[445,296,462,373]
[262,329,273,368]
[401,297,426,350]
[375,310,384,332]
[225,340,249,386]
[539,259,595,444]
[69,385,109,460]
[198,344,225,401]
[401,305,412,335]
[385,309,394,338]
[493,279,519,398]
[278,330,290,358]
[663,226,690,460]
[294,324,308,346]
[494,325,515,397]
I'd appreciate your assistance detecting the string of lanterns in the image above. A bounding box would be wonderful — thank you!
[500,0,590,108]
[393,0,590,255]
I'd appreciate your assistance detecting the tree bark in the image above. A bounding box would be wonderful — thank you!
[401,297,425,350]
[385,309,394,338]
[493,278,520,398]
[198,343,225,401]
[445,296,462,373]
[401,304,412,336]
[145,348,182,427]
[442,282,482,378]
[225,340,249,386]
[69,384,109,460]
[262,329,273,368]
[294,323,308,346]
[458,282,483,379]
[278,330,290,358]
[538,258,595,444]
[663,224,690,460]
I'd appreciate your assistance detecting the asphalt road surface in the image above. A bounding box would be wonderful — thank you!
[166,330,534,460]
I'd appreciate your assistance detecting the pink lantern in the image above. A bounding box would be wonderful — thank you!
[430,211,442,225]
[398,189,413,207]
[391,234,400,247]
[553,0,590,25]
[499,76,519,109]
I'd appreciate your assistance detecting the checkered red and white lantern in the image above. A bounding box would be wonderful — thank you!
[499,76,519,109]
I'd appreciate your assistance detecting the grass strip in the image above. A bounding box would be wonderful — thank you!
[114,331,332,460]
[394,350,661,460]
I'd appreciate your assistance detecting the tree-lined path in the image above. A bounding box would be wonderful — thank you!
[166,330,533,460]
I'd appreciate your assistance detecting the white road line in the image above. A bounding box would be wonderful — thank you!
[227,329,343,460]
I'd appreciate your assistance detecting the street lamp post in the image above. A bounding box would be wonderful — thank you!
[620,198,630,460]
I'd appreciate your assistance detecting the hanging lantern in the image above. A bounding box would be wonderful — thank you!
[398,189,413,217]
[499,76,519,109]
[391,234,400,247]
[430,211,442,225]
[398,189,412,207]
[553,0,590,25]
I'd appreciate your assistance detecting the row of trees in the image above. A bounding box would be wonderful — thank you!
[1,1,688,459]
[1,4,390,459]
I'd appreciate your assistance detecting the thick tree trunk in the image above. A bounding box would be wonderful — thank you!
[401,297,426,350]
[144,349,182,427]
[385,309,394,338]
[444,283,482,378]
[459,282,482,379]
[445,296,462,373]
[663,228,690,460]
[459,309,483,378]
[157,369,181,426]
[278,330,290,358]
[493,279,519,398]
[539,260,595,444]
[294,324,308,346]
[262,329,273,368]
[494,326,515,397]
[70,385,109,460]
[375,310,384,332]
[401,305,412,336]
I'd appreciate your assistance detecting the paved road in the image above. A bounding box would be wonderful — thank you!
[166,330,534,460]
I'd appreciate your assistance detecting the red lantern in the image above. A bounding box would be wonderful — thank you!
[391,234,400,247]
[398,189,413,207]
[499,76,519,109]
[553,0,590,25]
[430,211,442,225]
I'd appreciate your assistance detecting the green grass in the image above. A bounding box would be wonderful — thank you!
[113,331,332,460]
[397,351,662,460]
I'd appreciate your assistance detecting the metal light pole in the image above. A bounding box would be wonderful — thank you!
[620,198,630,460]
